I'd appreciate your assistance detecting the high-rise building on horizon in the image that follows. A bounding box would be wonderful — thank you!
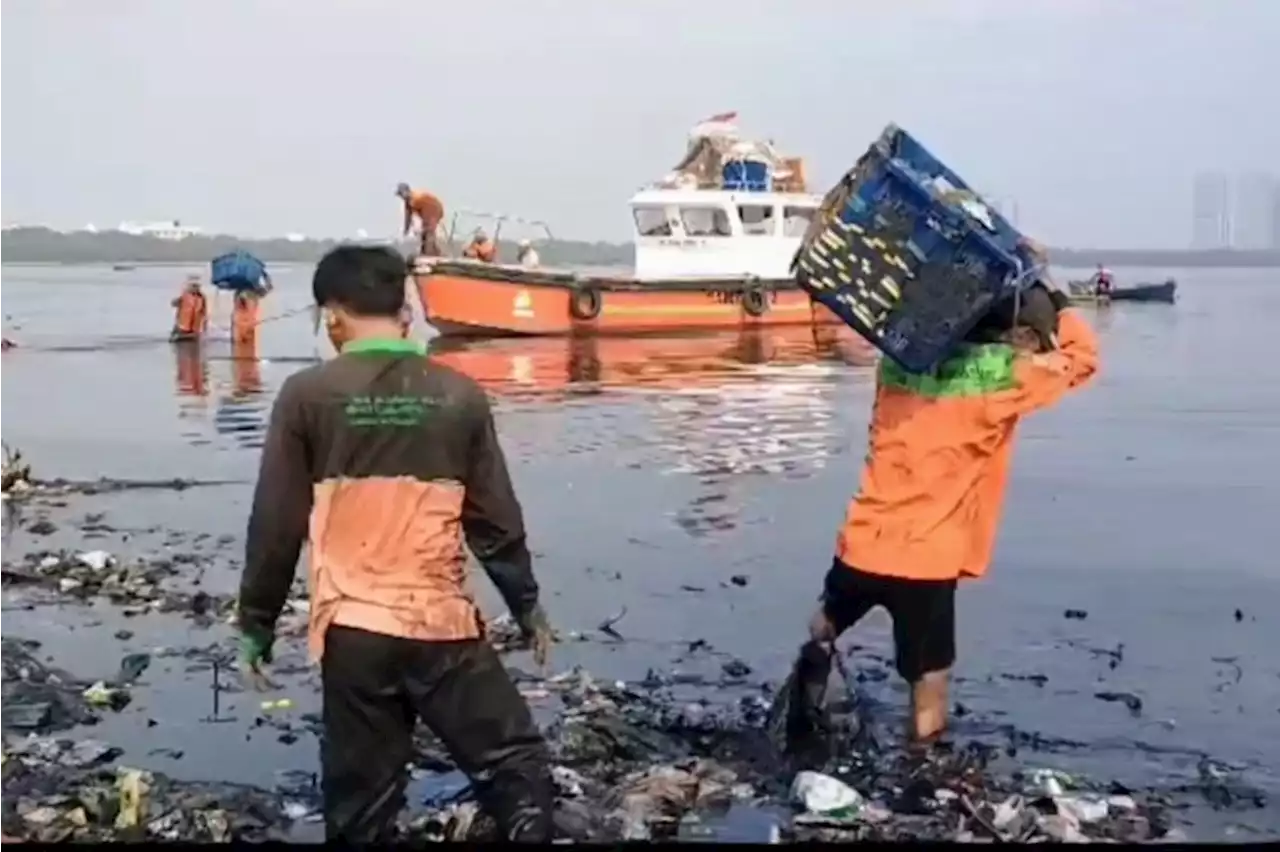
[1271,183,1280,251]
[1191,171,1231,249]
[1231,171,1279,251]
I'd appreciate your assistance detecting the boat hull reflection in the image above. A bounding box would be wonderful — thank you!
[426,324,877,399]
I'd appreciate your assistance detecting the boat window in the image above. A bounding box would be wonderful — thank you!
[738,205,775,236]
[634,206,672,237]
[783,206,816,237]
[680,206,732,237]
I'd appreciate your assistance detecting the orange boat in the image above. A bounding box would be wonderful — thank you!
[426,324,876,399]
[415,115,843,337]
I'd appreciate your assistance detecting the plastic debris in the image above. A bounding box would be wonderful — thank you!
[114,768,151,830]
[790,771,863,817]
[76,551,114,572]
[1056,795,1110,824]
[1029,767,1075,796]
[114,654,151,685]
[82,682,129,711]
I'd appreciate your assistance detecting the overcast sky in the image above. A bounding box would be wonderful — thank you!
[2,0,1276,247]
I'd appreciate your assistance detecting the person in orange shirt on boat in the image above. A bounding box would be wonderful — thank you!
[396,183,445,257]
[463,229,498,263]
[170,277,209,342]
[782,240,1100,752]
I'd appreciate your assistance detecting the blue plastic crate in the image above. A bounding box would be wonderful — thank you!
[794,124,1041,373]
[210,250,267,293]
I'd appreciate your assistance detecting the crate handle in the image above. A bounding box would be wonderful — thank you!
[1008,261,1049,325]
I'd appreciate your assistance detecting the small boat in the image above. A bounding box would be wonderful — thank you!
[414,116,838,337]
[1067,279,1177,305]
[112,264,137,272]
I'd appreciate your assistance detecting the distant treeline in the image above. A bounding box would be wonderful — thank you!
[0,228,632,268]
[2,227,1277,269]
[1049,247,1280,269]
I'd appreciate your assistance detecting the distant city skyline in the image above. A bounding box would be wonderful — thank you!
[1191,171,1280,251]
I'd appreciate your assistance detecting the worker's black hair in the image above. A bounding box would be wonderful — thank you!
[312,245,407,318]
[964,294,1017,343]
[964,284,1058,349]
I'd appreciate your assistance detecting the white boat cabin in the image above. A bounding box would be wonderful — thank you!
[629,188,821,282]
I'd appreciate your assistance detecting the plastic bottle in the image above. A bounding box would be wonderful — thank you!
[790,771,863,817]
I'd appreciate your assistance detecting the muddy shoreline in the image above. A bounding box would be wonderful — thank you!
[3,474,1274,843]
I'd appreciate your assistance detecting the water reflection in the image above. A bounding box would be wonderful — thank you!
[427,323,877,399]
[212,339,271,450]
[432,326,878,538]
[170,339,272,449]
[229,338,265,398]
[172,342,210,448]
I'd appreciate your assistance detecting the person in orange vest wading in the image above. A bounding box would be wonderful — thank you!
[170,277,209,343]
[781,239,1100,754]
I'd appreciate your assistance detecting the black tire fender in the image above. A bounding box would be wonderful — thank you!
[569,287,602,321]
[742,285,768,318]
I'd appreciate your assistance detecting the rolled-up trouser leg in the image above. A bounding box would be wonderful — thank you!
[321,626,415,843]
[407,639,554,842]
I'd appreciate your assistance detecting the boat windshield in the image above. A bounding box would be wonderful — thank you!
[739,204,775,236]
[680,206,732,237]
[634,206,671,237]
[782,205,816,238]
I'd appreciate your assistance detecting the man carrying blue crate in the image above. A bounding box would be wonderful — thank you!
[781,239,1100,751]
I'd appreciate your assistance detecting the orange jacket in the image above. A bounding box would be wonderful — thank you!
[173,291,208,336]
[404,190,445,235]
[835,310,1099,582]
[463,238,497,263]
[232,298,260,343]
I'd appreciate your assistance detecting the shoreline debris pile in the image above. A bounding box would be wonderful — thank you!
[2,444,34,497]
[2,488,1269,843]
[2,639,103,734]
[2,549,234,621]
[0,628,1254,844]
[384,664,1200,843]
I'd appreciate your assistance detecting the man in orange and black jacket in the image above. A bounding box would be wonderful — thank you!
[237,245,555,842]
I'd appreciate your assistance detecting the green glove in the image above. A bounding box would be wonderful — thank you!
[240,627,275,669]
[516,603,553,671]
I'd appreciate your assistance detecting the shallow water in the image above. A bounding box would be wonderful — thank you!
[2,264,1278,836]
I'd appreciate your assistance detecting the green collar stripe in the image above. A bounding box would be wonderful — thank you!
[342,338,426,356]
[879,344,1016,397]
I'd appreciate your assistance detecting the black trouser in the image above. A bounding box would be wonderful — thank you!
[820,558,956,682]
[321,625,554,843]
[785,559,957,745]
